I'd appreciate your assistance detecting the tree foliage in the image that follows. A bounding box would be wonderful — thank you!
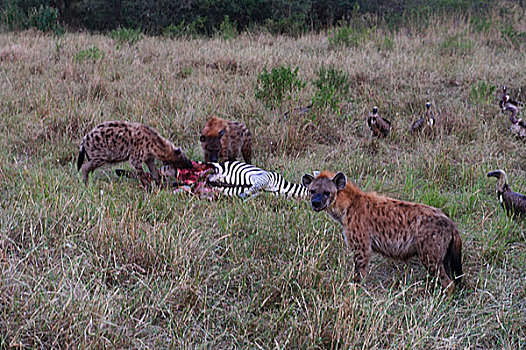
[0,0,505,35]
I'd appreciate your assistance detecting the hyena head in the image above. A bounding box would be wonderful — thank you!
[302,171,347,212]
[200,129,225,162]
[165,147,193,169]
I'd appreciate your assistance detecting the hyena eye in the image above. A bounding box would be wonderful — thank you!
[310,189,316,195]
[323,191,331,197]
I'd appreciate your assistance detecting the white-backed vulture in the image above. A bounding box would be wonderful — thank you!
[367,106,391,138]
[411,102,435,134]
[487,169,526,218]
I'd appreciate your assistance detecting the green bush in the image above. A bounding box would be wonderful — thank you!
[328,22,373,48]
[254,65,306,111]
[1,2,27,30]
[74,46,104,63]
[1,0,499,37]
[28,5,63,34]
[109,27,143,46]
[216,15,237,40]
[312,66,350,112]
[162,18,207,39]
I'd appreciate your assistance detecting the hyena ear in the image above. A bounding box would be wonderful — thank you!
[218,129,226,138]
[302,174,315,187]
[332,172,347,190]
[200,135,206,142]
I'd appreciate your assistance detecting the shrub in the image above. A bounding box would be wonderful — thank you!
[27,5,63,34]
[73,46,104,63]
[109,27,142,46]
[1,2,27,30]
[254,65,305,111]
[216,15,237,40]
[328,22,373,48]
[312,66,350,113]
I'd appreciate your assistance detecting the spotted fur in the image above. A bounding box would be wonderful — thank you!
[200,116,252,163]
[302,171,463,294]
[77,121,192,187]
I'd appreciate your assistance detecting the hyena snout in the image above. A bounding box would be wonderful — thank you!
[200,134,223,163]
[207,152,219,163]
[311,193,327,211]
[169,149,193,169]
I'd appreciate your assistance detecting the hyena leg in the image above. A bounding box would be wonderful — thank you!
[129,158,151,188]
[220,146,230,162]
[351,235,372,283]
[80,158,106,184]
[419,250,454,294]
[241,138,252,164]
[145,159,161,185]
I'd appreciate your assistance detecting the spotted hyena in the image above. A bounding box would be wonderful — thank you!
[77,121,193,187]
[302,171,463,294]
[200,116,252,163]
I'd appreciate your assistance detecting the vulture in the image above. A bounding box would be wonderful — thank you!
[366,106,391,138]
[499,85,523,111]
[487,169,526,218]
[506,105,526,141]
[411,102,435,134]
[499,86,525,141]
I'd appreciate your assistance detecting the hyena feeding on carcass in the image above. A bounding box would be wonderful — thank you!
[200,116,252,163]
[302,171,463,294]
[77,121,193,187]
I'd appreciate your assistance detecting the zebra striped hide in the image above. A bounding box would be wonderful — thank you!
[160,161,308,199]
[208,161,309,199]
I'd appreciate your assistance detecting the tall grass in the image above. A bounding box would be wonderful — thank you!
[0,10,525,348]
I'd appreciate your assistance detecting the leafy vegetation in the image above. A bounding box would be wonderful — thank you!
[109,27,142,46]
[1,0,503,36]
[255,65,306,112]
[73,46,104,63]
[312,66,351,113]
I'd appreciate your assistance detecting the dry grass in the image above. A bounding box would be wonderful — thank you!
[1,13,526,349]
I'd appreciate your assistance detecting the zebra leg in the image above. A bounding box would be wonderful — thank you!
[239,187,263,200]
[239,177,268,200]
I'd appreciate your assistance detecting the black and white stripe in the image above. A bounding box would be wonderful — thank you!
[208,161,308,199]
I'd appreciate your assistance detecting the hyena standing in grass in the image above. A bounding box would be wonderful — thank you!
[77,121,193,187]
[200,116,252,163]
[302,171,463,294]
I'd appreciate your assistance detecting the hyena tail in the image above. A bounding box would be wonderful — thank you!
[77,145,86,171]
[445,229,463,284]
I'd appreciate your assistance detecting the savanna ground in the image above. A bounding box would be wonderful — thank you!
[1,11,526,349]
